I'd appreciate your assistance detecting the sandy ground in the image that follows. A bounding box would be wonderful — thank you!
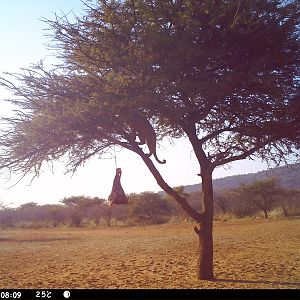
[0,218,299,289]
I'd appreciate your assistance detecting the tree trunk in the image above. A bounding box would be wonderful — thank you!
[196,171,214,280]
[282,206,289,217]
[134,144,213,280]
[263,210,269,218]
[106,206,112,226]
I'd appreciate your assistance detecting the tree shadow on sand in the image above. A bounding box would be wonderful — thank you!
[213,278,300,287]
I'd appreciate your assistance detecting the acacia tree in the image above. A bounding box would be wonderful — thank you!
[214,190,232,214]
[237,177,280,218]
[275,188,300,216]
[0,0,299,280]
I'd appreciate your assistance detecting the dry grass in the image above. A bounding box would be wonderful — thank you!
[0,218,299,289]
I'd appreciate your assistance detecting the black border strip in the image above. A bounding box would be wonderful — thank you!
[0,289,298,300]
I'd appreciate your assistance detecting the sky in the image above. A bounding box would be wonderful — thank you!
[0,1,272,208]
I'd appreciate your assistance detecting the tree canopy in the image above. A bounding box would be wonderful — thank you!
[0,0,299,179]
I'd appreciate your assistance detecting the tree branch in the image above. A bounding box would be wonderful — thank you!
[213,140,270,168]
[130,142,204,223]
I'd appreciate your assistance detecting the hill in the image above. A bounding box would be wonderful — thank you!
[182,163,300,194]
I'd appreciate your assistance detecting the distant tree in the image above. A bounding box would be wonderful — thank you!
[19,202,38,210]
[110,204,128,226]
[237,178,280,218]
[214,191,233,215]
[0,207,15,228]
[14,202,39,226]
[42,204,67,227]
[128,192,172,225]
[0,201,14,211]
[60,196,85,226]
[85,197,110,226]
[276,188,300,217]
[231,189,260,218]
[60,196,85,208]
[0,0,299,279]
[60,195,107,226]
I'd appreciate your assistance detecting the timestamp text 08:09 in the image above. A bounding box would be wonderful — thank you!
[0,292,22,299]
